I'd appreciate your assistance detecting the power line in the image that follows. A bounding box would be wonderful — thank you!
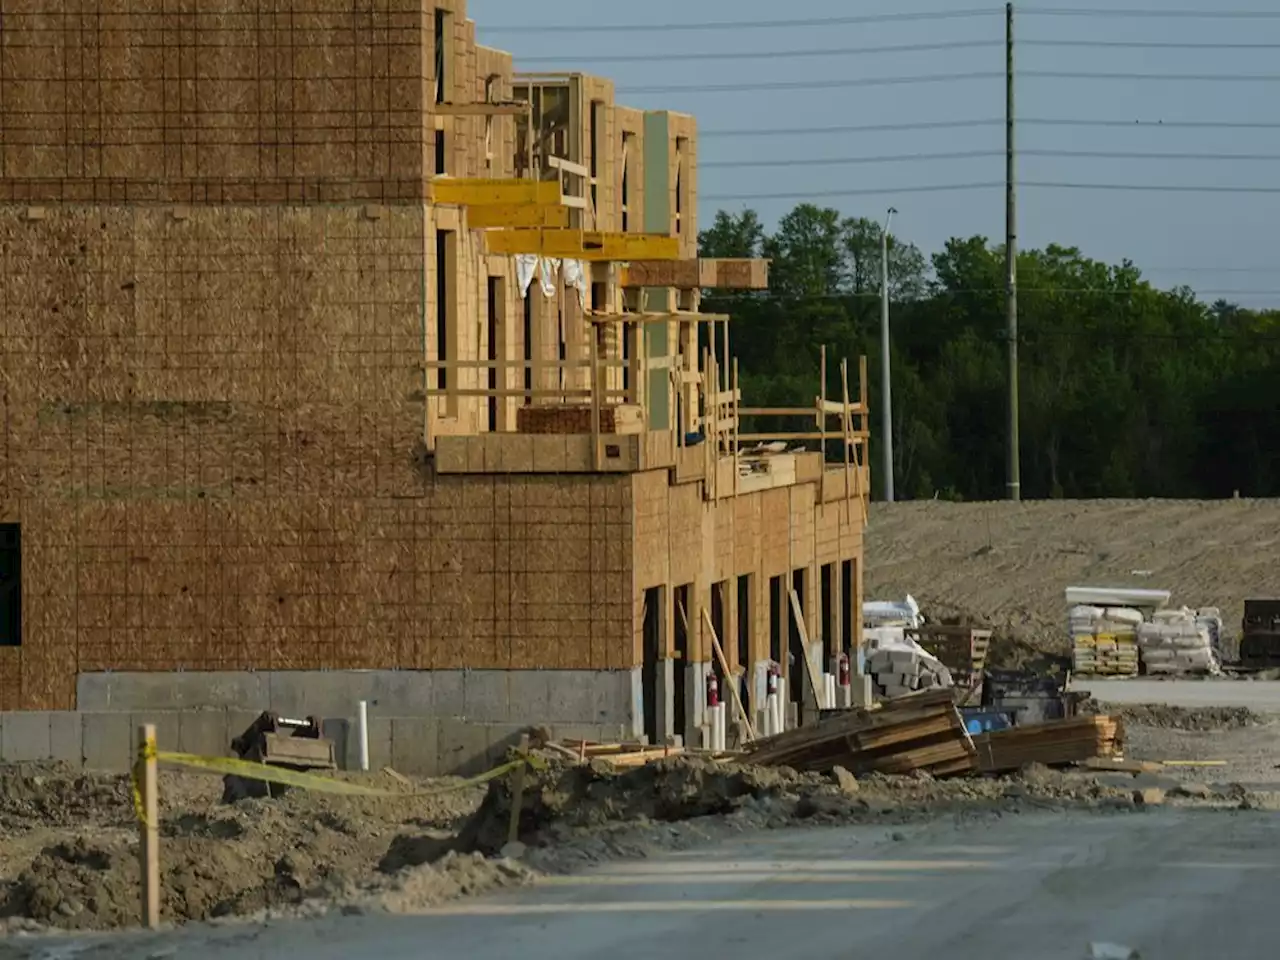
[1023,70,1280,83]
[1025,7,1280,19]
[478,8,997,34]
[703,182,1004,201]
[619,69,1280,96]
[703,117,1280,137]
[710,288,1280,303]
[517,39,999,65]
[619,72,1001,95]
[703,119,1003,138]
[520,37,1280,66]
[705,180,1280,201]
[702,148,1280,170]
[702,150,1000,170]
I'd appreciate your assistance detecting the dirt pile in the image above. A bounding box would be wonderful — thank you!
[0,764,132,832]
[0,765,489,932]
[864,499,1280,658]
[447,755,1149,875]
[1105,703,1264,732]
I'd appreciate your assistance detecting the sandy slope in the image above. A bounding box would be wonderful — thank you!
[863,499,1280,652]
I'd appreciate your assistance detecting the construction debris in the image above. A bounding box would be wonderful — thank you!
[973,715,1124,774]
[742,690,977,778]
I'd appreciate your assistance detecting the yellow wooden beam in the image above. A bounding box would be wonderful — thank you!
[467,204,570,229]
[484,229,681,261]
[427,178,562,206]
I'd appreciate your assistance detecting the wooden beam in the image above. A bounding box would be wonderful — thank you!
[427,178,562,206]
[484,229,681,261]
[435,101,530,117]
[467,204,570,229]
[548,155,590,178]
[588,311,731,325]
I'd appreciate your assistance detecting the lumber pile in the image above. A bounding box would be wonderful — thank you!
[742,690,977,778]
[972,715,1124,773]
[540,737,688,769]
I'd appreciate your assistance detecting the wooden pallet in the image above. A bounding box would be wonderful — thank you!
[743,690,978,778]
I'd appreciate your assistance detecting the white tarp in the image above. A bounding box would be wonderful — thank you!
[862,595,922,629]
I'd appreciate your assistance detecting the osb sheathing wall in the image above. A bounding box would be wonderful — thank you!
[668,114,698,260]
[0,0,436,187]
[0,479,634,711]
[630,470,864,674]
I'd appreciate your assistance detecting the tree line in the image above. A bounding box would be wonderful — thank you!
[699,205,1280,501]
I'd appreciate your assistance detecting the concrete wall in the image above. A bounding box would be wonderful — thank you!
[76,668,641,729]
[0,707,630,777]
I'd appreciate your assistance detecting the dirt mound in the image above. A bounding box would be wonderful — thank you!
[0,765,491,932]
[864,499,1280,659]
[1107,704,1264,732]
[455,757,820,856]
[0,764,132,832]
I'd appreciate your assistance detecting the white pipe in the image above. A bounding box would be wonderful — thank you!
[825,673,837,709]
[356,700,370,772]
[763,694,778,737]
[714,704,727,752]
[775,677,787,732]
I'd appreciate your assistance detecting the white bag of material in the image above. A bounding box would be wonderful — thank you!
[1103,607,1144,626]
[862,595,922,628]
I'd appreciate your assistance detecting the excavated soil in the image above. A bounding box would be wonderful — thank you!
[0,763,492,932]
[1104,704,1264,732]
[864,499,1280,661]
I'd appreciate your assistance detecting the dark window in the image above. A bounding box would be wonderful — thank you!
[434,9,448,104]
[0,524,20,647]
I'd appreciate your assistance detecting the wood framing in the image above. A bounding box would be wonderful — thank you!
[467,204,570,229]
[427,178,563,205]
[483,229,680,260]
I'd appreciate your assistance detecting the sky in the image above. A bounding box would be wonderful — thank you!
[468,1,1280,306]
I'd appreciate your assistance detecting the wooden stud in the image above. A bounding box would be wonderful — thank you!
[702,607,757,742]
[788,589,826,722]
[507,733,530,846]
[436,102,530,117]
[137,724,160,930]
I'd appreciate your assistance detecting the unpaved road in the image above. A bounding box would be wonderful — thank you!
[1079,679,1280,710]
[9,809,1277,960]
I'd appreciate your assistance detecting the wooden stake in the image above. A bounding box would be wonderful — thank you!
[137,724,160,930]
[507,733,531,847]
[702,607,757,742]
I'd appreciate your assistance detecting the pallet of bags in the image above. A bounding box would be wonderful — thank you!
[1139,609,1220,676]
[1070,605,1140,677]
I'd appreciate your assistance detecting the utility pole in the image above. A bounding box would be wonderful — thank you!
[1005,1,1021,502]
[880,206,896,503]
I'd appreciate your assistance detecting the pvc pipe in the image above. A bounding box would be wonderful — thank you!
[763,694,778,737]
[714,704,727,752]
[356,700,370,772]
[825,673,837,709]
[775,677,787,732]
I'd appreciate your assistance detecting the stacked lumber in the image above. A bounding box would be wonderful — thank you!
[972,715,1124,773]
[544,738,688,769]
[742,690,977,778]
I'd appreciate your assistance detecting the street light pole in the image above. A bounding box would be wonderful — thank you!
[880,207,896,503]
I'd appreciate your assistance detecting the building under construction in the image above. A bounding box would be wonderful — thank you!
[0,0,869,769]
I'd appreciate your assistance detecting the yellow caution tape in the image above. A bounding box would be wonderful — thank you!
[129,744,547,825]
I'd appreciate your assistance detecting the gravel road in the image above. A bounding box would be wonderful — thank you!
[8,808,1277,960]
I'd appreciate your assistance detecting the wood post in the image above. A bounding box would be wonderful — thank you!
[507,733,530,847]
[136,724,160,930]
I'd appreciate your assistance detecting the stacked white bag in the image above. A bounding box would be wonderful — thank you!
[1138,608,1220,675]
[1070,605,1141,676]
